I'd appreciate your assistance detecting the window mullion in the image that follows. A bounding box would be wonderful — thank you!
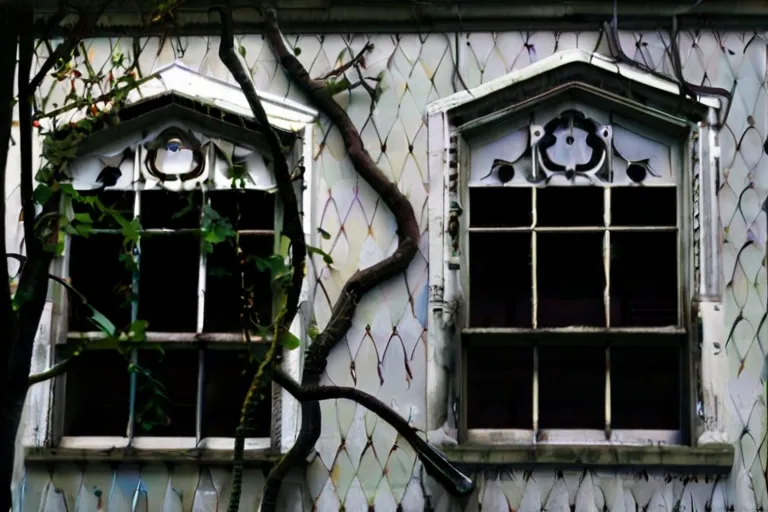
[604,188,611,328]
[532,345,539,441]
[197,192,208,334]
[603,189,612,440]
[604,345,612,440]
[196,348,205,445]
[127,190,141,443]
[531,187,538,329]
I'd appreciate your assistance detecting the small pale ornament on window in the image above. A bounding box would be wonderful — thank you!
[142,127,208,191]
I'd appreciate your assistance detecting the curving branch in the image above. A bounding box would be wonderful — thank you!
[273,370,474,497]
[314,42,373,81]
[210,7,307,512]
[17,0,36,256]
[255,6,460,511]
[27,358,76,387]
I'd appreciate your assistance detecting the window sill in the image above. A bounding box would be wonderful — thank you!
[23,437,283,465]
[440,443,735,473]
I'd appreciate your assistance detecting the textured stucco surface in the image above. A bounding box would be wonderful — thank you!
[5,29,768,511]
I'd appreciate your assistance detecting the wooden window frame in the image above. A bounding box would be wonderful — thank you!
[19,62,320,460]
[424,49,729,454]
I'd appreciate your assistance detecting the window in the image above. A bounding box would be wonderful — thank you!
[62,187,276,446]
[50,97,303,453]
[426,49,729,459]
[459,104,690,445]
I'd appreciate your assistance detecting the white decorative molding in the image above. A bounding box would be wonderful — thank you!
[425,48,726,449]
[23,61,319,457]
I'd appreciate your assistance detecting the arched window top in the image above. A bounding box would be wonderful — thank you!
[60,61,317,192]
[428,48,719,135]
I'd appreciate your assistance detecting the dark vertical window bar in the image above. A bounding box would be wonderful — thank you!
[127,190,141,442]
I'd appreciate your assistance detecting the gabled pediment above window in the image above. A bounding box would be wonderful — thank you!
[59,61,317,192]
[428,48,719,137]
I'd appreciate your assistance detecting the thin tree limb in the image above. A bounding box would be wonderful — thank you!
[210,7,307,512]
[28,357,75,387]
[0,0,19,345]
[7,253,87,305]
[273,370,474,497]
[17,0,37,257]
[314,42,373,81]
[27,8,107,92]
[258,6,427,510]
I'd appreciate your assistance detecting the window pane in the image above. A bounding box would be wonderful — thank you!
[537,232,605,327]
[538,344,604,429]
[204,235,274,332]
[140,190,202,229]
[469,188,532,227]
[202,350,271,438]
[209,190,275,230]
[134,349,197,437]
[611,343,681,430]
[69,235,132,331]
[469,233,532,328]
[536,186,603,227]
[611,187,677,226]
[72,191,134,229]
[138,233,199,331]
[466,344,532,429]
[63,350,130,436]
[610,232,678,327]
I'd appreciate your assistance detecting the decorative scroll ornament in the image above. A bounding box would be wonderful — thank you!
[142,127,207,187]
[531,109,612,184]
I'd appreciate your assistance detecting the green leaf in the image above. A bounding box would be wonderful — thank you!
[59,183,79,198]
[86,305,117,337]
[317,227,331,240]
[74,223,93,238]
[278,330,301,350]
[278,234,291,258]
[119,251,138,273]
[253,254,288,275]
[307,245,333,264]
[33,184,53,205]
[128,320,148,342]
[74,212,93,223]
[238,45,247,58]
[293,46,302,56]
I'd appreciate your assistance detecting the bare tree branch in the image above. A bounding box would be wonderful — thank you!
[17,0,37,257]
[314,42,373,81]
[256,6,431,511]
[210,7,307,512]
[28,6,109,92]
[273,370,474,497]
[28,357,75,387]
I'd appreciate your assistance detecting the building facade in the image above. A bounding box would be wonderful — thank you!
[4,2,768,510]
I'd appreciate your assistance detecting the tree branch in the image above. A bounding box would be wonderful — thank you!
[210,7,307,512]
[0,0,20,347]
[7,253,87,305]
[28,357,75,387]
[314,42,373,81]
[258,6,429,511]
[273,370,474,497]
[17,0,37,257]
[28,6,109,92]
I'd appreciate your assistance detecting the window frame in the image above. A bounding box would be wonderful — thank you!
[20,62,319,460]
[456,121,693,444]
[53,181,284,453]
[424,49,729,453]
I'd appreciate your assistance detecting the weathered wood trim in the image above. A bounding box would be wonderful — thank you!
[31,1,768,33]
[442,443,735,472]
